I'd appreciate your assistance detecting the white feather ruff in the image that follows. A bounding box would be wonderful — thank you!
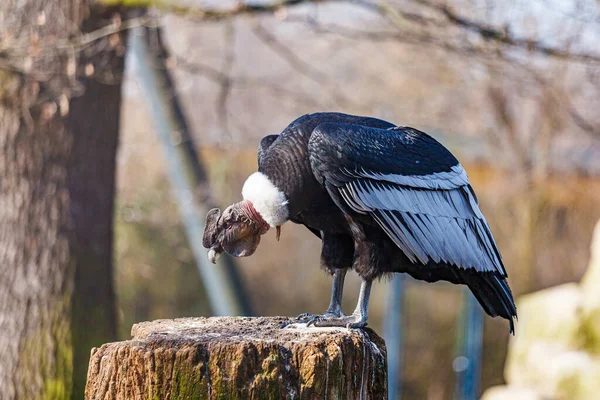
[242,172,289,227]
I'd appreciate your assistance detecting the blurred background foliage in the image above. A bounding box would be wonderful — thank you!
[110,0,600,398]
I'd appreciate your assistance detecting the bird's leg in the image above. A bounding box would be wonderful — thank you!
[350,278,372,327]
[297,269,347,323]
[326,268,347,316]
[311,278,372,329]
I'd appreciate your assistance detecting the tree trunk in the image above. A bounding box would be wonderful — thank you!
[85,317,388,399]
[0,2,124,398]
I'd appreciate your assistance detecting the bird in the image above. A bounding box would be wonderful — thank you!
[202,112,517,333]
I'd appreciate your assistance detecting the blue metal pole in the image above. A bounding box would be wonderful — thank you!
[384,274,405,400]
[454,289,484,400]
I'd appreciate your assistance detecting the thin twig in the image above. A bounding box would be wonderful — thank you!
[175,56,320,107]
[217,22,236,139]
[252,24,329,83]
[405,0,600,63]
[252,22,358,108]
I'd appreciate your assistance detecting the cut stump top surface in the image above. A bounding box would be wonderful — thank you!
[86,317,388,400]
[131,316,382,346]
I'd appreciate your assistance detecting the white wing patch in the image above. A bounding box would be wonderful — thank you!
[340,179,475,219]
[337,167,504,274]
[340,164,469,190]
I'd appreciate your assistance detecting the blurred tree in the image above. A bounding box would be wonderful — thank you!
[0,1,129,398]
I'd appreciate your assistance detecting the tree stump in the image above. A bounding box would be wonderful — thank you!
[85,317,387,399]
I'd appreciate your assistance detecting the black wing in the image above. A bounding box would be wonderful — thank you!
[308,122,505,276]
[257,134,279,167]
[309,122,517,332]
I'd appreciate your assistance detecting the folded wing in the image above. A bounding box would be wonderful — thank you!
[308,122,506,277]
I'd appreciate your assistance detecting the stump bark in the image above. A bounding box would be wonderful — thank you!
[85,317,387,400]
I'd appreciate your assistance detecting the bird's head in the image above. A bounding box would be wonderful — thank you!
[202,200,271,263]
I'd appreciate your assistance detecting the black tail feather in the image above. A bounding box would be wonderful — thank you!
[403,262,518,334]
[464,272,517,334]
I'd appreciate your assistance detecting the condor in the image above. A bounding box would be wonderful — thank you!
[203,112,517,332]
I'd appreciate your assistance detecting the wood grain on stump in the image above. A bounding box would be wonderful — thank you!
[85,317,387,400]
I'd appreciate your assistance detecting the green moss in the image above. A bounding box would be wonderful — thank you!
[251,350,282,398]
[97,0,256,19]
[43,379,69,400]
[580,311,600,354]
[555,371,583,399]
[207,350,238,400]
[168,357,207,400]
[98,0,197,15]
[18,292,74,400]
[325,353,344,399]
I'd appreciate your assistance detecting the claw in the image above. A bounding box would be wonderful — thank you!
[296,312,311,321]
[306,315,322,326]
[296,311,346,326]
[346,321,368,329]
[279,320,293,329]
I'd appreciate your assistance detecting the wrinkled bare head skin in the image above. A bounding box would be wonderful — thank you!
[202,200,270,263]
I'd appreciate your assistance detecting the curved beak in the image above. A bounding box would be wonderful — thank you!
[207,248,222,264]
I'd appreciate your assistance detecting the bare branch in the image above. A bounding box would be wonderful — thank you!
[174,57,321,107]
[252,23,359,108]
[252,23,329,84]
[278,1,600,64]
[99,0,341,21]
[217,22,235,139]
[506,56,600,140]
[292,18,499,60]
[0,0,335,78]
[0,16,153,80]
[569,105,600,138]
[173,58,226,82]
[401,0,600,63]
[56,16,154,50]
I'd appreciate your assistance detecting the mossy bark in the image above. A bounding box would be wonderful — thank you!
[0,2,125,399]
[85,317,388,399]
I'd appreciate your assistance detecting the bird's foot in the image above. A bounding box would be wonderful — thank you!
[295,309,346,326]
[309,313,367,329]
[280,311,344,329]
[296,312,314,321]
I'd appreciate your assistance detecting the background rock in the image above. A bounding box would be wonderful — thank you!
[483,219,600,400]
[481,385,543,400]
